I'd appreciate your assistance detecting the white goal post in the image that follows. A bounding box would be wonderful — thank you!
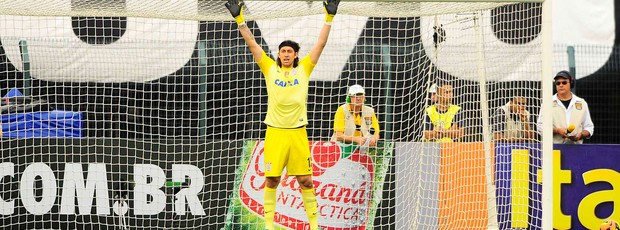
[0,0,551,229]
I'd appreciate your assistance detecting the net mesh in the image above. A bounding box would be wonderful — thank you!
[0,1,545,229]
[0,0,513,19]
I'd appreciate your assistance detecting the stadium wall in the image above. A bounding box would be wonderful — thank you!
[0,138,396,230]
[1,139,616,229]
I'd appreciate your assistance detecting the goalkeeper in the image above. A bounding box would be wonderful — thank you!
[331,84,381,147]
[225,0,340,229]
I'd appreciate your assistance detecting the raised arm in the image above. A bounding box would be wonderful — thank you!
[309,0,340,64]
[225,0,264,62]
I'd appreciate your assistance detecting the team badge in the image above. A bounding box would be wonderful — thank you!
[576,102,582,110]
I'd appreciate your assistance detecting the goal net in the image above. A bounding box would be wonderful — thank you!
[0,0,548,229]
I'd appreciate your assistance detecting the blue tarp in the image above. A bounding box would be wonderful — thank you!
[1,110,83,138]
[4,87,24,97]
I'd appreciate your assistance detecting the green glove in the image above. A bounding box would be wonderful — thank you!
[323,0,340,22]
[225,0,245,24]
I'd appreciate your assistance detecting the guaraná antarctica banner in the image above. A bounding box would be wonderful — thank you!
[224,140,394,230]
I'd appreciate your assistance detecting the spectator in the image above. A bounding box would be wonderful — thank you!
[429,82,438,104]
[331,84,381,147]
[492,96,535,142]
[536,70,594,144]
[423,82,464,142]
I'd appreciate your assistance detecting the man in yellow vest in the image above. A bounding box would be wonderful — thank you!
[492,96,535,142]
[537,70,593,144]
[332,84,381,147]
[423,83,464,142]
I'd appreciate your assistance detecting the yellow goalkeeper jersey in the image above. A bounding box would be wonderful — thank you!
[256,51,315,128]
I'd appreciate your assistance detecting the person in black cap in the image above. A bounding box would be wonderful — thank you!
[536,70,594,144]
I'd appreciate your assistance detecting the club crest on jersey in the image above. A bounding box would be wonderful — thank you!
[365,117,372,126]
[274,78,299,87]
[575,102,582,110]
[283,69,297,78]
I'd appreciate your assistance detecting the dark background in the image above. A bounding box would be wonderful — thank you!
[1,4,615,143]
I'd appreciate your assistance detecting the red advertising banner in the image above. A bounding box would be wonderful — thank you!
[224,140,393,230]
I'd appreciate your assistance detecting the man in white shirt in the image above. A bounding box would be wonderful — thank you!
[428,83,438,104]
[537,70,594,144]
[493,96,535,142]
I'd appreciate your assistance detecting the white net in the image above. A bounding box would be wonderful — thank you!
[0,0,546,229]
[391,3,546,230]
[0,0,513,19]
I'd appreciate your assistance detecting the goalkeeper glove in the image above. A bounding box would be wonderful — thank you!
[225,0,245,24]
[323,0,340,23]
